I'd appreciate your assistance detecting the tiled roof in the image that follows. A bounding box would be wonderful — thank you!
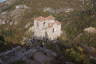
[34,16,61,28]
[35,16,45,21]
[45,16,55,20]
[34,16,55,21]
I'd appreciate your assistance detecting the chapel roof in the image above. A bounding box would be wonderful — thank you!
[34,16,61,28]
[34,16,55,21]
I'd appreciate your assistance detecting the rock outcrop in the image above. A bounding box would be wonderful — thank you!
[0,46,57,64]
[84,27,96,34]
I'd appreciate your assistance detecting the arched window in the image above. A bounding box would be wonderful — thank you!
[43,22,45,25]
[53,28,54,32]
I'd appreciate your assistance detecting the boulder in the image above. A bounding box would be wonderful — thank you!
[33,52,53,64]
[16,5,29,9]
[84,27,96,34]
[43,7,56,13]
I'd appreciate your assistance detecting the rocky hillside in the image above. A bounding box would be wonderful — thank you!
[0,0,96,64]
[0,0,95,44]
[0,0,84,44]
[0,0,95,45]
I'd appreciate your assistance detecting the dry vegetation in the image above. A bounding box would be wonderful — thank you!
[0,0,96,64]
